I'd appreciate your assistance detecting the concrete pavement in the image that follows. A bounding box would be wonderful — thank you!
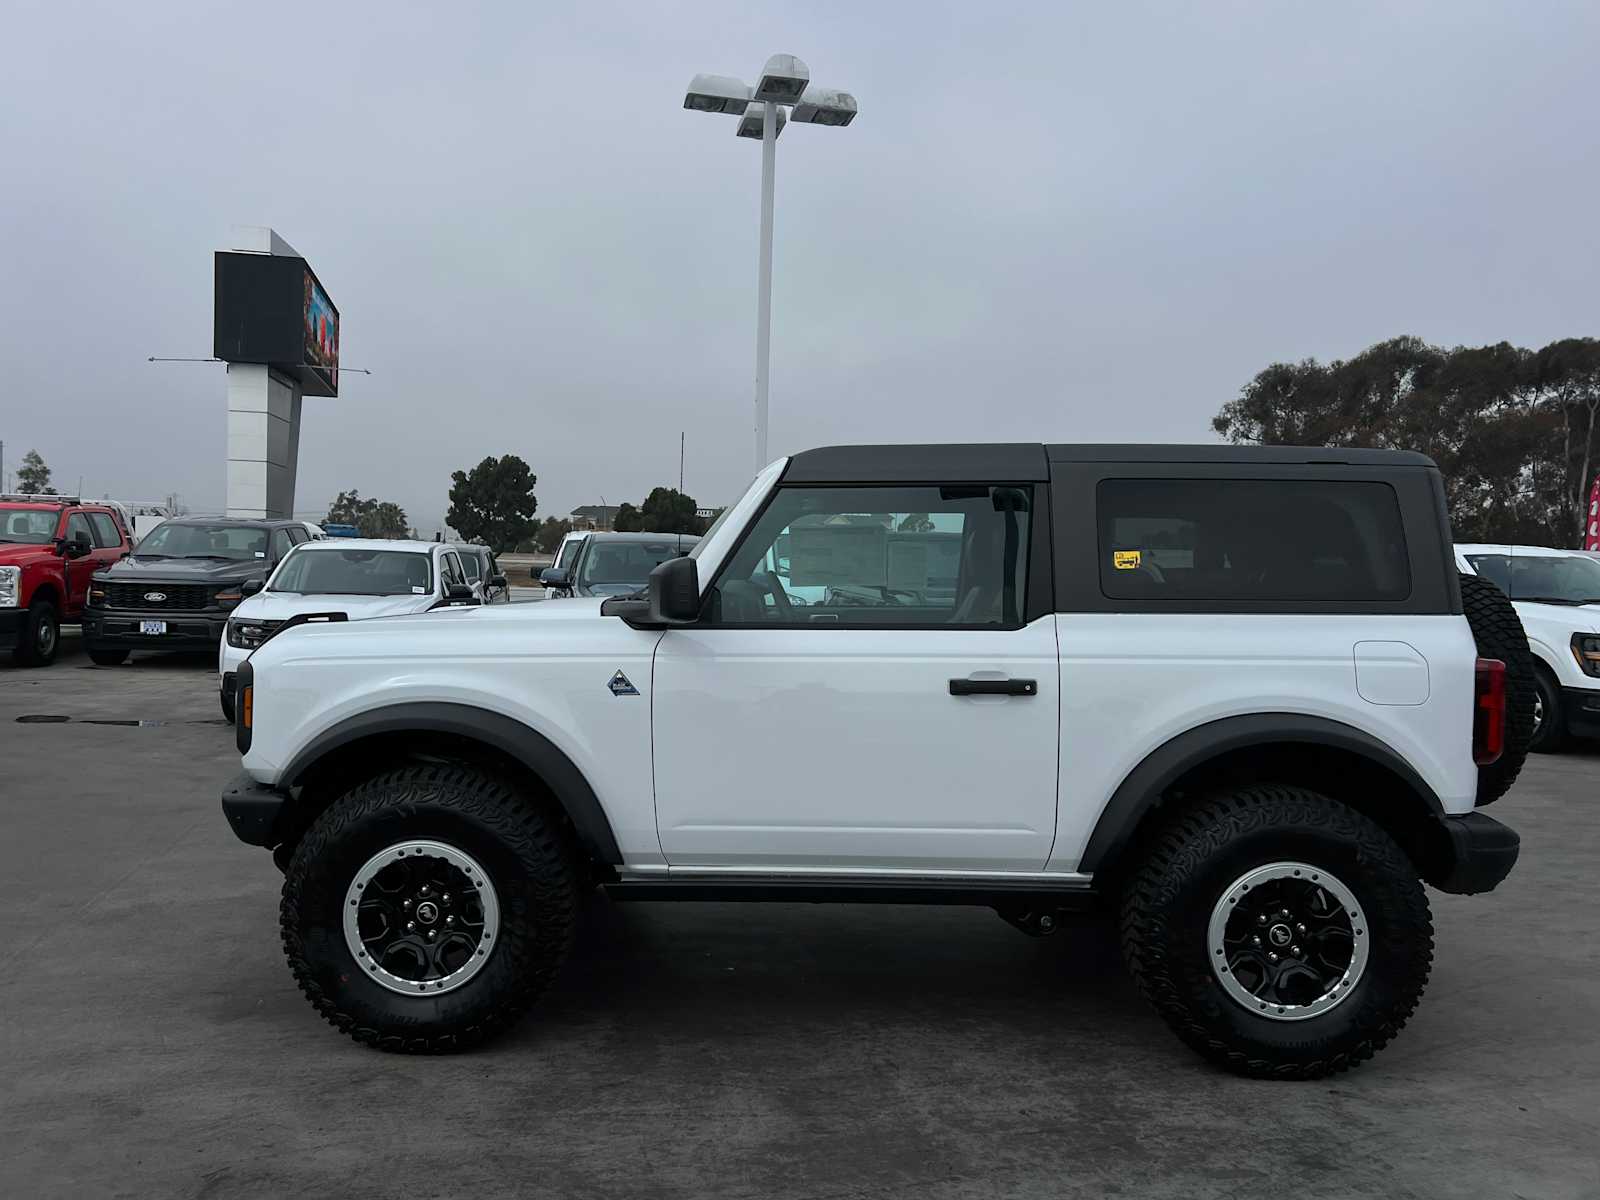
[2,641,1597,1199]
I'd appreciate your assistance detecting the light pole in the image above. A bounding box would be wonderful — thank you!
[684,56,858,472]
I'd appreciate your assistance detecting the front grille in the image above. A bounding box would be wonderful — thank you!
[103,582,215,611]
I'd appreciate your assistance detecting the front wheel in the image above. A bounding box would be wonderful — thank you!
[1120,785,1433,1079]
[1529,667,1569,753]
[280,764,579,1052]
[13,597,61,667]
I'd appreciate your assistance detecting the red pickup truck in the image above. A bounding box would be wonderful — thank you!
[1,495,134,666]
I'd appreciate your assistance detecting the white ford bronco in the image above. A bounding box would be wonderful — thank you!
[222,444,1529,1077]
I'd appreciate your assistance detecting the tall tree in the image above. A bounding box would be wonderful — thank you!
[16,449,54,494]
[612,502,641,532]
[534,516,572,554]
[638,487,702,534]
[325,489,410,538]
[447,455,539,552]
[1214,335,1600,546]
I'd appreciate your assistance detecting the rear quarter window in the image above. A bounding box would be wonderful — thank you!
[1096,478,1411,604]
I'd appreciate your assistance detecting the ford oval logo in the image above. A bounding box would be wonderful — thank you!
[144,592,167,603]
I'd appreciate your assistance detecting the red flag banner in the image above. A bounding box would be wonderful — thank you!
[1588,474,1600,551]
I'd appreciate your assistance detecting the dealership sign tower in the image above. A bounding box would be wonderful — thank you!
[213,226,339,519]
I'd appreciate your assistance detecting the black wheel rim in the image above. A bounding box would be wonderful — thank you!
[1208,862,1368,1020]
[343,840,499,995]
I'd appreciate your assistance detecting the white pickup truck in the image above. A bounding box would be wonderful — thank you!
[221,443,1527,1077]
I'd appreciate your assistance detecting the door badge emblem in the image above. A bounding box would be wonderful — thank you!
[608,670,639,697]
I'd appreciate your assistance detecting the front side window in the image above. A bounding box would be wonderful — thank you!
[88,512,122,547]
[270,529,294,560]
[136,523,269,561]
[711,485,1031,626]
[67,513,94,545]
[441,553,464,586]
[270,549,433,595]
[1096,479,1410,603]
[556,537,585,569]
[458,550,483,582]
[1466,554,1600,605]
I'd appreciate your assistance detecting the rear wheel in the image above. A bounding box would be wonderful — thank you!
[13,597,60,667]
[89,649,129,667]
[1121,785,1433,1080]
[280,764,579,1052]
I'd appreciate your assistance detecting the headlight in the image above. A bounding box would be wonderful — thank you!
[0,566,18,608]
[1573,634,1600,679]
[227,619,277,650]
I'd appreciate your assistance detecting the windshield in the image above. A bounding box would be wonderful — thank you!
[0,507,59,544]
[270,548,433,595]
[137,522,268,560]
[1467,553,1600,604]
[577,538,695,592]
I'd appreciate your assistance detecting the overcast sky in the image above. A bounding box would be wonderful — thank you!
[3,1,1597,532]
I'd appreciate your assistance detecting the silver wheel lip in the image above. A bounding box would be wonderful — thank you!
[1207,860,1369,1022]
[343,839,500,997]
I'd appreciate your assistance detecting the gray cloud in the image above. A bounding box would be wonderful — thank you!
[3,0,1597,531]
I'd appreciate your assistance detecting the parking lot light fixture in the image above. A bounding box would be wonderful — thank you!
[682,55,859,472]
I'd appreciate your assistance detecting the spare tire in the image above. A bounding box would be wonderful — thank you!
[1459,571,1535,805]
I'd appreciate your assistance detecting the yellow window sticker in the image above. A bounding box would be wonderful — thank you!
[1113,550,1142,570]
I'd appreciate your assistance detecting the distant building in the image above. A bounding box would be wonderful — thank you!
[568,504,620,531]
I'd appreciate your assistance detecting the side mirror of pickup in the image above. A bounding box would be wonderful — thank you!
[446,582,478,604]
[241,579,264,597]
[539,567,571,589]
[489,573,508,591]
[61,534,93,559]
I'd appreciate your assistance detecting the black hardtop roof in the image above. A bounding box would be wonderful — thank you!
[783,443,1436,482]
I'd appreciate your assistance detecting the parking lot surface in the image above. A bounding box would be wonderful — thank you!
[2,639,1598,1199]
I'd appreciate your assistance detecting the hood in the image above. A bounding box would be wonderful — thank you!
[1512,598,1600,635]
[0,542,59,566]
[232,591,437,622]
[97,554,270,583]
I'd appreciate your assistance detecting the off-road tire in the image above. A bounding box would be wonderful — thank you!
[13,597,60,667]
[1458,571,1535,796]
[1120,785,1433,1080]
[280,763,579,1053]
[1529,665,1569,754]
[89,649,129,667]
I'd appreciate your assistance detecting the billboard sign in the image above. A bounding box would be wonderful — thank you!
[214,252,339,397]
[1586,474,1599,552]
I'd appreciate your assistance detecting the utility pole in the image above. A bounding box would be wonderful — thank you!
[680,432,685,493]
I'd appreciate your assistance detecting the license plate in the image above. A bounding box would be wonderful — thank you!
[139,620,167,635]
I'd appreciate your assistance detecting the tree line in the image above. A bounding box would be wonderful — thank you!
[1213,335,1600,546]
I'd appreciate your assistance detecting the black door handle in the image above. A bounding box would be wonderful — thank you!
[949,678,1037,697]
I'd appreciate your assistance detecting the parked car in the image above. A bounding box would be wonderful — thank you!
[1456,543,1600,750]
[1,493,134,666]
[218,539,480,720]
[321,523,360,538]
[222,443,1526,1077]
[453,544,510,603]
[299,522,330,542]
[81,517,312,666]
[539,531,699,597]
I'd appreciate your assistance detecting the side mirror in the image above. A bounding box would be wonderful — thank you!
[649,555,699,623]
[446,582,477,603]
[63,535,93,559]
[489,573,508,590]
[540,567,571,589]
[241,579,264,597]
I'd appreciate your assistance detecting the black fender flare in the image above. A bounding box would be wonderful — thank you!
[281,702,622,863]
[1077,712,1444,875]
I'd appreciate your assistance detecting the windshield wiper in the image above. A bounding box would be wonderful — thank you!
[179,554,238,561]
[131,552,171,559]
